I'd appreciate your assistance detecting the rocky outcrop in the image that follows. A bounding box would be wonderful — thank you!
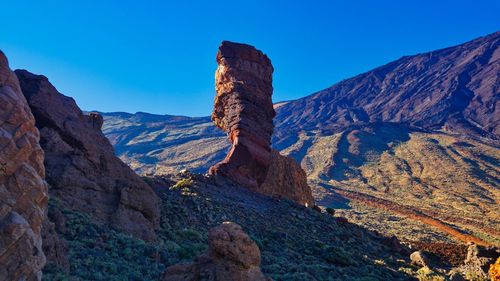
[0,52,48,280]
[456,243,500,280]
[209,41,275,189]
[209,41,313,206]
[162,222,271,281]
[410,251,430,268]
[260,150,314,206]
[15,70,160,241]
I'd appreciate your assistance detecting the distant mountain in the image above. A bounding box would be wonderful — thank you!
[274,31,499,146]
[101,112,229,175]
[102,32,500,245]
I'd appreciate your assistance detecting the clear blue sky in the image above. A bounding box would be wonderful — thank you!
[1,0,499,116]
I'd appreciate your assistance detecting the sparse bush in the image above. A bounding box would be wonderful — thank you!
[416,266,445,281]
[177,228,203,241]
[321,246,357,266]
[170,178,194,190]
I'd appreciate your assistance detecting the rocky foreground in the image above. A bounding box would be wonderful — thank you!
[44,172,416,280]
[43,172,499,280]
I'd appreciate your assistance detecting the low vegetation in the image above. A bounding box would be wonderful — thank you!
[43,174,416,280]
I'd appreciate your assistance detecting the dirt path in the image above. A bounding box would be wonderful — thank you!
[334,189,491,246]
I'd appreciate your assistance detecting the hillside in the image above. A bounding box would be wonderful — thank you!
[102,32,500,246]
[102,112,228,175]
[273,31,499,145]
[43,173,420,280]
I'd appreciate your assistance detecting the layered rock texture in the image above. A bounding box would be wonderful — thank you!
[0,52,48,280]
[208,41,313,206]
[209,41,275,189]
[15,70,160,241]
[162,222,270,281]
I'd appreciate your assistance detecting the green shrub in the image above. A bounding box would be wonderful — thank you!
[170,178,194,190]
[322,246,357,266]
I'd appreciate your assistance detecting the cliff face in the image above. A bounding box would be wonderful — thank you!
[15,70,160,241]
[209,41,314,206]
[0,52,48,280]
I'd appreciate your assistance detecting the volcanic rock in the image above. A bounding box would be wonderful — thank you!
[209,41,313,206]
[162,222,271,281]
[15,69,160,241]
[209,41,275,189]
[0,51,48,281]
[410,250,430,268]
[261,150,314,205]
[457,243,500,279]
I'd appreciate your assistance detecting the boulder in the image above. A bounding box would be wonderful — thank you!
[0,51,48,281]
[162,222,271,281]
[15,69,160,241]
[410,250,430,268]
[208,41,313,206]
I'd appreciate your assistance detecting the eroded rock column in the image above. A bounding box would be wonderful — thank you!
[209,41,314,206]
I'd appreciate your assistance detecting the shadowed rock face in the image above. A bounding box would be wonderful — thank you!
[162,222,271,281]
[15,69,160,241]
[209,41,313,206]
[0,52,48,281]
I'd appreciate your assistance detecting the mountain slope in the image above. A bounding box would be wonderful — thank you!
[102,112,229,175]
[274,31,499,146]
[101,32,500,245]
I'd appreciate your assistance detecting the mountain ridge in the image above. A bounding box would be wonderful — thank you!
[274,31,499,145]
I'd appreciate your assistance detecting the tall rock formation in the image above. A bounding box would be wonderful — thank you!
[0,52,48,280]
[209,41,313,206]
[162,222,271,281]
[15,70,160,241]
